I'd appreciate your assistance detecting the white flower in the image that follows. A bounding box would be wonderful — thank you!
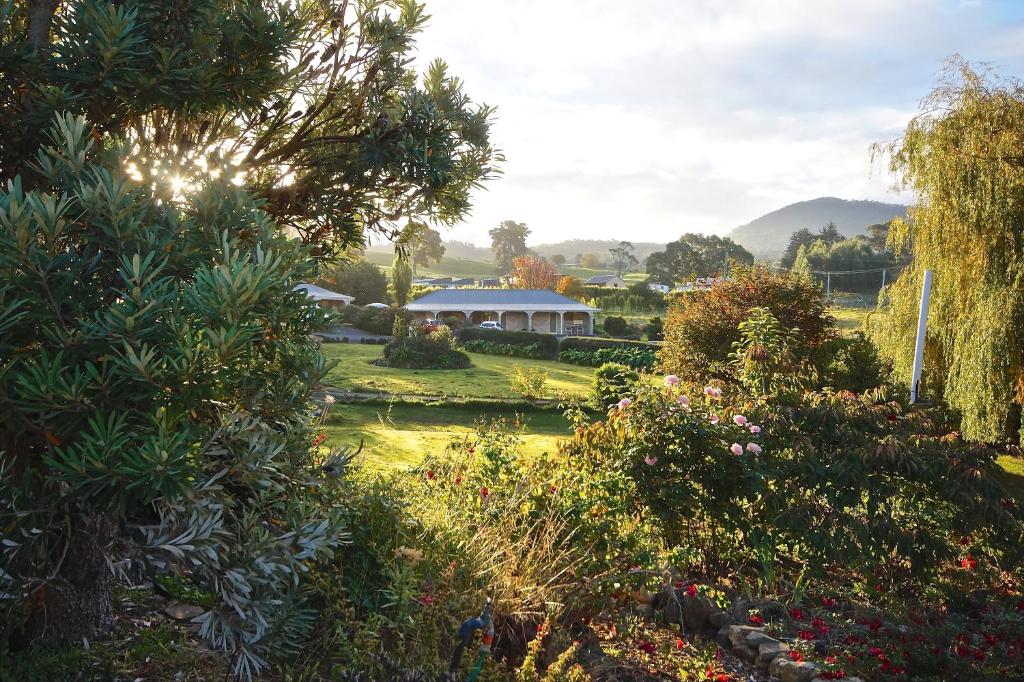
[324,394,336,405]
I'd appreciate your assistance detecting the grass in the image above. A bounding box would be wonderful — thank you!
[323,402,573,469]
[832,305,874,336]
[320,343,595,399]
[996,454,1024,502]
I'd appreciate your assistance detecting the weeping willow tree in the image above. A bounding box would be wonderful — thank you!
[871,59,1024,443]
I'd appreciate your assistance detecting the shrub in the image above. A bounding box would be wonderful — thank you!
[353,306,410,336]
[559,337,658,352]
[602,315,629,336]
[510,365,549,400]
[463,339,543,359]
[592,362,640,409]
[659,265,836,381]
[380,327,471,369]
[819,332,888,393]
[457,327,560,359]
[559,346,656,370]
[643,316,664,341]
[0,117,346,669]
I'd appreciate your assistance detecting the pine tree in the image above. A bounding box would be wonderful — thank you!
[0,0,496,674]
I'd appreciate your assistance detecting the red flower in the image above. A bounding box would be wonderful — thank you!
[973,649,987,662]
[798,630,816,641]
[687,583,698,598]
[714,675,728,682]
[869,647,883,657]
[789,650,804,662]
[955,644,971,658]
[822,596,838,608]
[454,475,462,485]
[825,655,837,664]
[638,641,655,654]
[961,555,977,570]
[418,594,435,605]
[480,486,489,498]
[676,638,686,650]
[959,535,972,546]
[468,447,475,453]
[425,470,436,480]
[749,613,764,625]
[788,607,805,621]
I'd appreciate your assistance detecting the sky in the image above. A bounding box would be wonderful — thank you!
[409,0,1024,246]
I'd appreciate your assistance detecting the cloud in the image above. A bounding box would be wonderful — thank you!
[413,0,1024,245]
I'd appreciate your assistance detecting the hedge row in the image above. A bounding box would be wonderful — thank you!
[456,327,560,359]
[559,336,660,352]
[462,339,544,359]
[559,346,656,370]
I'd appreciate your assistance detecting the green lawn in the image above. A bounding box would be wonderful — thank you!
[323,402,571,469]
[320,343,595,399]
[996,455,1024,502]
[832,306,874,336]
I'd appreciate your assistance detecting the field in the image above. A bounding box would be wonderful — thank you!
[323,402,572,469]
[319,343,594,399]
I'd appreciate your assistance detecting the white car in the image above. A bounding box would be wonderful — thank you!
[478,321,503,330]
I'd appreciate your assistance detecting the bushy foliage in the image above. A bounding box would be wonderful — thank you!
[348,305,411,336]
[0,117,347,675]
[559,346,656,370]
[457,327,559,359]
[463,339,544,359]
[819,332,888,394]
[602,315,629,336]
[659,266,836,382]
[510,366,549,401]
[554,276,585,299]
[559,337,658,353]
[380,326,470,369]
[591,363,640,409]
[328,260,389,305]
[563,378,1021,582]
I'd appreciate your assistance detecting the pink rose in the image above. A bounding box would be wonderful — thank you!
[733,414,748,426]
[677,395,690,407]
[709,413,720,424]
[664,374,680,387]
[644,454,658,465]
[746,442,762,454]
[749,424,761,434]
[617,398,632,410]
[730,443,744,456]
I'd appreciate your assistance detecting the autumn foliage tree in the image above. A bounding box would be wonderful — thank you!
[555,275,586,299]
[511,255,559,289]
[659,266,835,381]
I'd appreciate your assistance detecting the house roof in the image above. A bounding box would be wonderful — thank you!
[406,289,598,312]
[294,283,354,301]
[585,275,623,284]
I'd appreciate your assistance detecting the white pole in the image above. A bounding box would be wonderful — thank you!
[910,269,933,404]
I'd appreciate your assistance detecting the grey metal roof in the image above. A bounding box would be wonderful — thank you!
[585,275,621,283]
[406,289,597,311]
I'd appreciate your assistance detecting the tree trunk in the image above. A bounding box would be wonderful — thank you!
[17,514,117,648]
[27,0,61,52]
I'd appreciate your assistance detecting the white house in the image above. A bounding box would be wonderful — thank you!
[405,289,600,335]
[294,283,354,309]
[647,282,671,294]
[584,274,627,289]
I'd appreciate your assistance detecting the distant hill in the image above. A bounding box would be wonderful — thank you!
[530,239,665,263]
[729,197,909,258]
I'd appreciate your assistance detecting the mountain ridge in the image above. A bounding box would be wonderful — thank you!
[729,196,909,258]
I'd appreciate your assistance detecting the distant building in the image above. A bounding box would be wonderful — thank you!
[405,289,599,335]
[647,282,671,294]
[294,283,354,310]
[674,277,727,293]
[365,302,390,309]
[584,274,627,289]
[478,277,501,288]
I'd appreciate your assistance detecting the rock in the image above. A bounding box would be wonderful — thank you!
[769,655,786,677]
[813,678,863,682]
[745,630,777,648]
[663,593,683,626]
[708,610,730,629]
[728,624,764,647]
[756,640,790,668]
[715,625,732,648]
[164,603,204,621]
[733,643,757,664]
[683,596,714,631]
[731,597,750,620]
[776,660,818,682]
